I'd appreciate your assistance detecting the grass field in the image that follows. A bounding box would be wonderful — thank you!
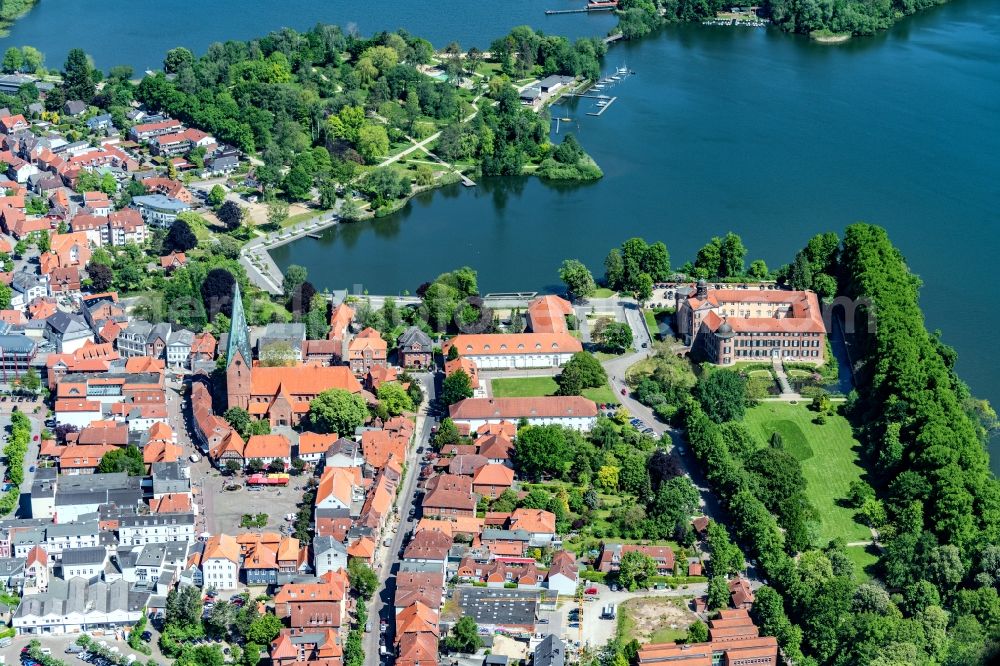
[592,288,617,298]
[490,376,619,405]
[744,402,871,544]
[845,545,880,581]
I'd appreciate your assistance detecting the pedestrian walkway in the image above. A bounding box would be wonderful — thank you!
[771,357,801,399]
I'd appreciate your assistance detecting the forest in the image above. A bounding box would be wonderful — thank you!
[615,0,953,38]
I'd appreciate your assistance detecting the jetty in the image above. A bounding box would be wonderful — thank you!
[545,0,617,14]
[586,96,618,116]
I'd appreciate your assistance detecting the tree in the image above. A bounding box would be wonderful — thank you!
[63,48,95,102]
[282,264,308,302]
[166,585,203,626]
[208,185,226,208]
[433,418,461,449]
[707,575,729,610]
[97,446,144,475]
[267,199,289,226]
[598,321,632,353]
[444,616,482,654]
[376,382,414,416]
[789,251,813,290]
[685,620,708,644]
[348,559,379,600]
[748,259,769,280]
[307,388,368,435]
[441,369,474,406]
[201,268,237,320]
[217,200,244,230]
[0,282,11,309]
[555,351,607,396]
[224,460,241,476]
[87,262,113,292]
[163,218,197,253]
[559,259,597,301]
[164,47,194,73]
[21,46,43,74]
[224,407,253,439]
[283,164,313,201]
[694,370,747,423]
[718,232,747,278]
[357,124,389,163]
[246,458,264,474]
[2,47,23,74]
[618,550,656,591]
[246,613,282,645]
[634,272,654,304]
[19,368,40,393]
[604,249,624,290]
[514,425,572,480]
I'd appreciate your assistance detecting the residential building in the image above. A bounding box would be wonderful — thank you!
[596,544,675,575]
[119,513,195,547]
[422,474,476,518]
[166,329,194,368]
[200,534,240,591]
[545,550,578,596]
[449,396,598,432]
[347,327,387,376]
[472,464,515,498]
[273,569,349,629]
[397,326,433,368]
[45,312,93,354]
[312,536,348,579]
[534,635,567,666]
[297,433,339,466]
[131,194,190,228]
[243,434,292,469]
[675,281,827,366]
[59,546,107,582]
[117,320,171,358]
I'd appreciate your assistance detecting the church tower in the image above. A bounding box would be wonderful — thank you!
[226,282,252,411]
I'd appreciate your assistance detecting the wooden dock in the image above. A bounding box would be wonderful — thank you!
[545,6,615,13]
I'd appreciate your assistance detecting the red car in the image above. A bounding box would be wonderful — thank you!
[620,388,627,396]
[585,587,598,595]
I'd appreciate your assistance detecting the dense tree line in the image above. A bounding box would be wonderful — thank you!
[680,224,1000,664]
[614,0,955,39]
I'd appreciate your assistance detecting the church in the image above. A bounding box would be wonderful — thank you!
[226,284,364,427]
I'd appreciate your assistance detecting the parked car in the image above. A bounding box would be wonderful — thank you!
[585,587,598,595]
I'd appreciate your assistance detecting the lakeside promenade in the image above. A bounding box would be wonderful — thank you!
[239,208,342,294]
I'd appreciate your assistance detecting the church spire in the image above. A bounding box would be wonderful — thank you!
[226,281,251,367]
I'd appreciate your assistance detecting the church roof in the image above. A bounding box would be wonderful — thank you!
[226,282,252,367]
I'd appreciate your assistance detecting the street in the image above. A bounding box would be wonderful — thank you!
[362,372,438,664]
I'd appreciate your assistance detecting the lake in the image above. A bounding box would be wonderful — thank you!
[271,0,1000,465]
[4,0,999,464]
[0,0,616,71]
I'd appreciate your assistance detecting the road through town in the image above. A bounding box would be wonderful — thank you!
[363,372,438,664]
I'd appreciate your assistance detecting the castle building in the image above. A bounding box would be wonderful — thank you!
[675,281,827,366]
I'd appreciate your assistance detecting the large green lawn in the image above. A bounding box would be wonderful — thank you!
[744,402,871,544]
[490,376,618,404]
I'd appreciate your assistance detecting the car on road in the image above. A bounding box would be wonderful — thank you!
[141,632,152,642]
[620,388,627,396]
[28,465,35,472]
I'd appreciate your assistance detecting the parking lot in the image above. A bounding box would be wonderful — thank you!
[0,632,161,666]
